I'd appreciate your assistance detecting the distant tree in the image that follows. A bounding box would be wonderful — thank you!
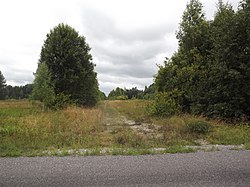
[125,87,144,99]
[144,84,155,95]
[108,86,154,100]
[31,63,55,110]
[23,84,33,98]
[5,84,33,99]
[98,90,107,100]
[40,23,99,106]
[0,70,6,99]
[108,87,127,100]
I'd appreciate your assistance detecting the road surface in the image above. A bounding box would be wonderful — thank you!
[0,150,250,186]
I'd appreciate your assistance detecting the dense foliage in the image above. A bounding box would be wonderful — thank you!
[155,0,250,120]
[148,92,181,117]
[35,23,99,107]
[0,71,6,100]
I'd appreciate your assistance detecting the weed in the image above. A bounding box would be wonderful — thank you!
[186,120,212,135]
[113,128,146,148]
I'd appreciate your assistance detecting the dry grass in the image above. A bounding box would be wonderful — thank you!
[104,100,250,147]
[0,101,109,156]
[1,99,250,157]
[106,100,152,122]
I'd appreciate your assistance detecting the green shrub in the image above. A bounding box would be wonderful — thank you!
[148,92,181,117]
[186,120,212,135]
[116,95,128,100]
[52,93,72,110]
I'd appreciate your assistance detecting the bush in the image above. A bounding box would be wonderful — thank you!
[186,120,212,135]
[52,93,72,110]
[148,92,181,117]
[116,95,128,100]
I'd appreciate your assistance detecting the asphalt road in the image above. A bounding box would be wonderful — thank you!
[0,150,250,187]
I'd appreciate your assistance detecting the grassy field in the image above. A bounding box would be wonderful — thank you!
[1,100,250,157]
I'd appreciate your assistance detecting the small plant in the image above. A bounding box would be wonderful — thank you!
[186,120,212,135]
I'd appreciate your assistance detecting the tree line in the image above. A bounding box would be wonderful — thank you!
[108,84,155,100]
[153,0,250,120]
[0,71,32,99]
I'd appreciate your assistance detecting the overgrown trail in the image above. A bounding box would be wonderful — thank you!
[100,101,247,152]
[102,101,127,127]
[101,101,160,137]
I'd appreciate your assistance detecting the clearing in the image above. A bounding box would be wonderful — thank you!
[0,100,250,157]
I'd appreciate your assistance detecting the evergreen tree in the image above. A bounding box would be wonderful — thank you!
[40,23,99,106]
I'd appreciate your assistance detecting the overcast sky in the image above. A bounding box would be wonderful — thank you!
[0,0,239,94]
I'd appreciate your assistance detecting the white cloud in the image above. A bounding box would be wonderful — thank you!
[0,0,240,95]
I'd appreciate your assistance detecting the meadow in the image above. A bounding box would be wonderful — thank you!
[0,100,250,157]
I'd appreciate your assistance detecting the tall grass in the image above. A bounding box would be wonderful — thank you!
[207,125,250,145]
[0,101,107,156]
[104,100,250,147]
[106,100,152,122]
[1,100,249,157]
